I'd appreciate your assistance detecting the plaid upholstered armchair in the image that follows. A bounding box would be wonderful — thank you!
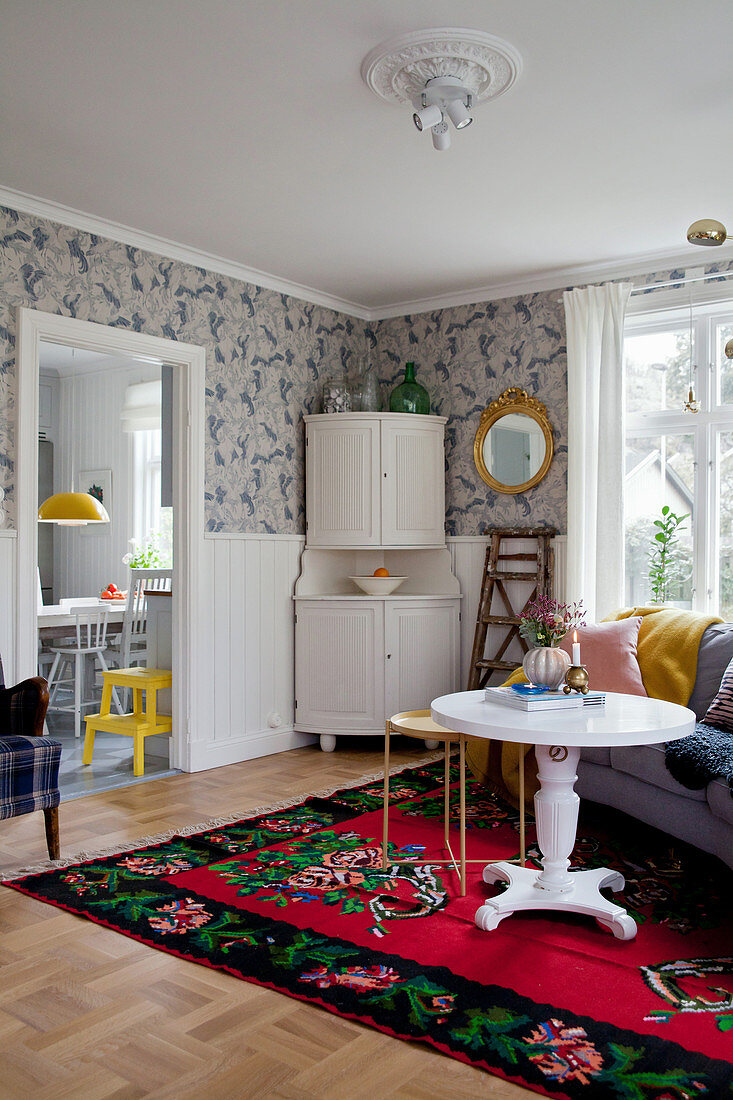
[0,656,61,859]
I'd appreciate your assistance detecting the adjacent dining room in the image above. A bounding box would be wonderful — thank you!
[36,341,177,797]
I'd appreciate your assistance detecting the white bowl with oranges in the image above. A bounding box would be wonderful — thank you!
[349,568,407,596]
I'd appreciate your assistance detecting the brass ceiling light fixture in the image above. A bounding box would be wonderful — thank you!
[685,217,732,368]
[686,219,728,247]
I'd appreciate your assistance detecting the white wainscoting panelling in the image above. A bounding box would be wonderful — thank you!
[448,535,567,688]
[187,534,312,770]
[0,532,17,684]
[0,528,309,769]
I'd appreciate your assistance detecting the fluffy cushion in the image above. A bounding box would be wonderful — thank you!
[665,722,733,795]
[703,656,733,732]
[558,617,647,696]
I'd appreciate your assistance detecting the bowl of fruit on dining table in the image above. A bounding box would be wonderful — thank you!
[100,583,127,601]
[349,568,407,596]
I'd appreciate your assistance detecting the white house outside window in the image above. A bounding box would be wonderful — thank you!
[624,295,733,616]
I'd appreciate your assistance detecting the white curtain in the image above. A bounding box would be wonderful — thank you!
[564,281,633,621]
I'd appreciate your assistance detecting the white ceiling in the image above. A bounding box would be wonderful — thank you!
[2,0,733,316]
[39,342,155,377]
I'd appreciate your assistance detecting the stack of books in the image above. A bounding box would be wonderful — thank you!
[485,686,606,711]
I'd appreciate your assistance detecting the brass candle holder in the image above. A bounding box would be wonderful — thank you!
[564,665,589,695]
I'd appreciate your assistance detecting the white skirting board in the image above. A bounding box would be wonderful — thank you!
[187,726,316,771]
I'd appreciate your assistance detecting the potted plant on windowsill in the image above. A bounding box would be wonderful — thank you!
[648,506,690,606]
[519,596,586,689]
[122,532,168,569]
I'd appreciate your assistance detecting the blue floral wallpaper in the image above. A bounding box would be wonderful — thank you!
[373,294,568,536]
[2,200,732,538]
[371,257,733,537]
[0,205,361,533]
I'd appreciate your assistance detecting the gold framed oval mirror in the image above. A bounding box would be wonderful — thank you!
[474,387,554,494]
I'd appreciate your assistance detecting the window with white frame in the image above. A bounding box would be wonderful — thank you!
[132,428,162,545]
[122,376,173,566]
[131,428,173,565]
[624,294,733,616]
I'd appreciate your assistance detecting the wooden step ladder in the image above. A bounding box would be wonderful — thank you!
[468,527,557,690]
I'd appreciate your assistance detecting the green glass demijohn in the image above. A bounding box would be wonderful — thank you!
[389,361,430,414]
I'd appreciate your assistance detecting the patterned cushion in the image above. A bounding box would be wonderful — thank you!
[702,656,733,732]
[0,735,61,821]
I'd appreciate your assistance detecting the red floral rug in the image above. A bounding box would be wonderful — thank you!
[5,759,733,1097]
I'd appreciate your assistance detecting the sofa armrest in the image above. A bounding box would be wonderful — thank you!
[0,677,50,737]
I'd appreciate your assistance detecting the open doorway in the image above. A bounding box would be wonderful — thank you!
[17,307,207,781]
[37,344,177,796]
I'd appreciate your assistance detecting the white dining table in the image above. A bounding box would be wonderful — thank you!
[37,598,126,635]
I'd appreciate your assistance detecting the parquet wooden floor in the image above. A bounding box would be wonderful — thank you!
[0,742,532,1098]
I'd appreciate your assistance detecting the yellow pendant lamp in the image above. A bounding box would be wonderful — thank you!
[38,492,110,526]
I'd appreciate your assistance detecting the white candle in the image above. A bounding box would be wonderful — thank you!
[572,630,581,666]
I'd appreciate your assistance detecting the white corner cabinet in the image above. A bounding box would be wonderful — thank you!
[295,412,461,752]
[304,412,447,548]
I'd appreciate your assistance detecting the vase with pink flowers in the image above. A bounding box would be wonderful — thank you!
[519,596,586,690]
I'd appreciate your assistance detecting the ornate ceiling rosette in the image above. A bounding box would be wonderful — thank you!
[361,27,522,108]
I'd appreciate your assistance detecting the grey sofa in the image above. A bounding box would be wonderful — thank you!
[576,622,733,870]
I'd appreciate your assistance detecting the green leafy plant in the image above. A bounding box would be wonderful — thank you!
[648,506,689,603]
[122,532,163,569]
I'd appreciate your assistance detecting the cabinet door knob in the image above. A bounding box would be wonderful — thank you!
[386,653,392,659]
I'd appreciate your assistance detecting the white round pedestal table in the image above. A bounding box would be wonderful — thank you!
[431,691,695,940]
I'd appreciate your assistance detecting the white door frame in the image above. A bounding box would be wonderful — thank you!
[16,307,206,772]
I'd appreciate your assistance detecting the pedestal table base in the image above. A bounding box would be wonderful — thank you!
[475,742,638,940]
[475,861,637,940]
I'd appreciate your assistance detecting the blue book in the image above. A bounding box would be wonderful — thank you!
[485,686,606,711]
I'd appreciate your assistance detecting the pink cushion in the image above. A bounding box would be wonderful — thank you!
[558,617,647,696]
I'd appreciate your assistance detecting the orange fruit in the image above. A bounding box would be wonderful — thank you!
[373,567,390,577]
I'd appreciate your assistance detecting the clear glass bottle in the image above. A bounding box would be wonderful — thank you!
[389,362,430,414]
[360,363,381,412]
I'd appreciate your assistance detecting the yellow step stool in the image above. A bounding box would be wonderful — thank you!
[84,667,173,777]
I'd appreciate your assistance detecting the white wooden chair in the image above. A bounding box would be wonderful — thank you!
[107,569,173,672]
[47,605,121,738]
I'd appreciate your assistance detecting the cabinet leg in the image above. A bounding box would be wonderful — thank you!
[320,734,336,752]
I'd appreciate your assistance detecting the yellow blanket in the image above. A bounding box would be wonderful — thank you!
[466,606,721,808]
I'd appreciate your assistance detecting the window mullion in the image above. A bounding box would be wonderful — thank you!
[695,420,710,613]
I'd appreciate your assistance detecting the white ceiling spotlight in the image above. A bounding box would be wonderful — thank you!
[361,28,522,152]
[412,77,474,151]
